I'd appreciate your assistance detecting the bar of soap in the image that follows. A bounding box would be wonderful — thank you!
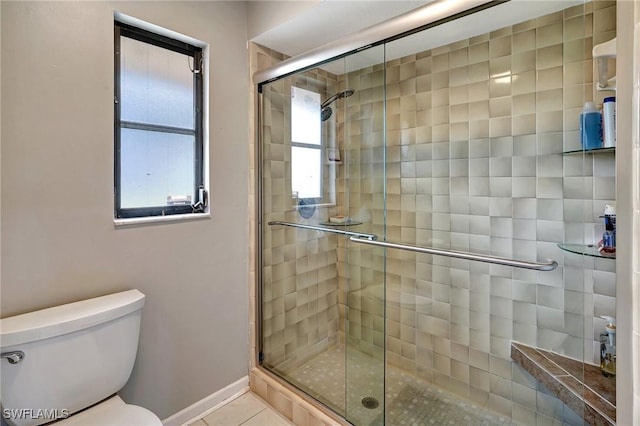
[329,215,347,224]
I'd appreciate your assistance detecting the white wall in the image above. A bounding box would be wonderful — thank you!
[0,1,249,420]
[616,1,637,424]
[246,0,320,41]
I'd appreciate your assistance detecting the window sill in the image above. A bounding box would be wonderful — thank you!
[114,212,210,228]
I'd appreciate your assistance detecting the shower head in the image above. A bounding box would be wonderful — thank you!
[321,107,333,122]
[321,89,355,108]
[321,89,355,121]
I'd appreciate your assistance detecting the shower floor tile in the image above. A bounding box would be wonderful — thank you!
[282,344,514,426]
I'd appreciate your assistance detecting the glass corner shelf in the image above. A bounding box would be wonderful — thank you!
[558,243,616,259]
[562,147,616,155]
[318,219,363,227]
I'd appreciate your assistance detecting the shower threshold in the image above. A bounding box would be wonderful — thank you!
[278,344,514,425]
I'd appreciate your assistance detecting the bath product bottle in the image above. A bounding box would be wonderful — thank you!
[580,101,602,150]
[599,316,616,377]
[601,204,616,252]
[602,96,616,147]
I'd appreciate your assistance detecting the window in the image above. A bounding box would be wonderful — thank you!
[114,21,206,219]
[291,87,322,201]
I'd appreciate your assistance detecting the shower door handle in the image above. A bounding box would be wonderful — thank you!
[349,236,558,271]
[268,221,377,240]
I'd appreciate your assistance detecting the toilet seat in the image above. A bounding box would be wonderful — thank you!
[56,395,162,426]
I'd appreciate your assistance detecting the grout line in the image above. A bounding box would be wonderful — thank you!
[238,407,267,425]
[194,392,265,426]
[527,347,573,377]
[584,383,617,410]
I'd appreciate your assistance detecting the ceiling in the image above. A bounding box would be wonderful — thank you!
[250,1,581,76]
[250,1,431,58]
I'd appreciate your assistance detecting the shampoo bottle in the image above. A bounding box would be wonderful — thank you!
[599,316,616,377]
[580,101,602,150]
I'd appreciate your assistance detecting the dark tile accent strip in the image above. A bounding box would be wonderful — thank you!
[511,342,615,426]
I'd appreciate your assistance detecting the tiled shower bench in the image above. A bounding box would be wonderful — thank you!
[511,342,615,426]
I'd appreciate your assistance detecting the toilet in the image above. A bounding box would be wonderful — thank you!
[0,290,162,426]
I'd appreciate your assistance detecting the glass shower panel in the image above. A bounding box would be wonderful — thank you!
[260,65,344,413]
[378,2,611,424]
[340,45,387,425]
[259,46,386,426]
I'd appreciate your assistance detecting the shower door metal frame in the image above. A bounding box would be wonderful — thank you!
[256,89,264,366]
[253,0,581,423]
[253,1,505,85]
[255,0,505,368]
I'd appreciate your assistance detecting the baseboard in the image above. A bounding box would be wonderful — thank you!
[162,375,249,426]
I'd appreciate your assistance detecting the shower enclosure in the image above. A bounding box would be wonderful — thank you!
[256,1,617,424]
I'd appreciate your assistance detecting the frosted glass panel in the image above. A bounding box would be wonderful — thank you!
[292,146,321,199]
[291,87,320,145]
[120,129,195,208]
[121,37,194,129]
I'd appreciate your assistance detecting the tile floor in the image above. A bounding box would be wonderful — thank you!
[189,392,293,426]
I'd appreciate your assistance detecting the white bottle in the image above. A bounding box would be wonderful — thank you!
[601,316,616,347]
[600,315,616,377]
[602,96,616,147]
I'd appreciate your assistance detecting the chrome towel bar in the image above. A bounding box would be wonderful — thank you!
[268,221,377,241]
[267,221,557,271]
[349,236,558,271]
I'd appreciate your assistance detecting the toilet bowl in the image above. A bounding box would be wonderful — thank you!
[0,290,162,426]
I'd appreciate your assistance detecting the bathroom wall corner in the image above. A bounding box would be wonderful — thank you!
[614,1,635,425]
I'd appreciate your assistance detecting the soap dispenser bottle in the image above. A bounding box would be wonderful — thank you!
[599,316,616,377]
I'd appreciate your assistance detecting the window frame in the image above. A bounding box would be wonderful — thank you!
[114,21,204,219]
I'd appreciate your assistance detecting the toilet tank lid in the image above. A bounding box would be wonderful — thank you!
[0,289,145,348]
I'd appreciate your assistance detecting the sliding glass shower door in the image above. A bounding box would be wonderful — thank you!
[259,46,387,425]
[258,2,615,424]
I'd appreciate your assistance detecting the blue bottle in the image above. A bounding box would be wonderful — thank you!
[602,204,616,252]
[580,102,602,150]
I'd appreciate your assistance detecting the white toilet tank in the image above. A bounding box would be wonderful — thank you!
[0,290,146,426]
